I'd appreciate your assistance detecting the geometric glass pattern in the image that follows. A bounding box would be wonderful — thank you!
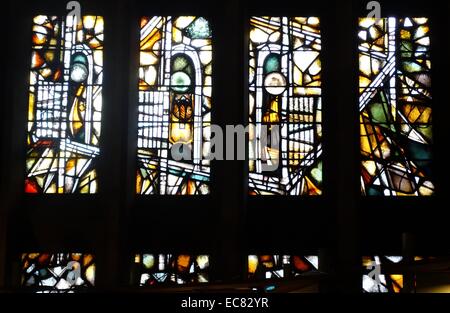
[21,253,95,293]
[134,254,209,285]
[249,17,323,195]
[359,18,434,196]
[26,15,103,193]
[248,255,319,280]
[136,16,212,195]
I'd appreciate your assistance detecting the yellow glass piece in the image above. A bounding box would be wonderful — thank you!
[175,16,196,29]
[304,176,321,195]
[413,18,428,25]
[141,27,161,50]
[143,66,157,86]
[307,17,320,26]
[362,256,373,267]
[86,264,96,285]
[250,28,269,43]
[309,58,321,76]
[359,76,371,88]
[391,274,403,293]
[28,93,35,121]
[71,253,81,261]
[401,29,411,39]
[83,254,93,266]
[199,50,212,65]
[248,255,258,274]
[196,255,209,270]
[177,255,191,272]
[419,184,434,196]
[362,160,377,176]
[79,170,97,193]
[191,39,211,48]
[268,31,280,42]
[294,17,307,24]
[83,16,96,29]
[172,27,183,43]
[359,18,376,28]
[94,16,104,35]
[136,172,142,193]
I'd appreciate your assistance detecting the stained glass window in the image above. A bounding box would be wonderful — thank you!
[248,255,319,280]
[26,15,104,194]
[133,254,209,285]
[248,17,323,196]
[359,18,433,196]
[136,16,212,195]
[21,253,95,292]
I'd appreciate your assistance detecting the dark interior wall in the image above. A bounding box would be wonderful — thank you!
[1,0,449,292]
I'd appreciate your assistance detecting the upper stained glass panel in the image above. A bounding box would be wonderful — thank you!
[136,16,212,195]
[26,15,104,193]
[249,17,323,196]
[359,18,433,196]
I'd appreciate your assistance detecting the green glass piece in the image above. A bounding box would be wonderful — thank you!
[171,71,191,92]
[400,41,413,52]
[310,161,322,184]
[367,187,383,196]
[407,140,431,160]
[140,168,148,179]
[173,56,189,72]
[403,61,423,73]
[416,124,432,141]
[368,91,391,124]
[264,55,280,73]
[185,17,211,39]
[72,53,88,65]
[369,103,389,123]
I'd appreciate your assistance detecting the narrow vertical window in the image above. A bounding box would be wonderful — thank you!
[359,18,433,196]
[249,17,323,195]
[137,17,212,195]
[26,15,104,193]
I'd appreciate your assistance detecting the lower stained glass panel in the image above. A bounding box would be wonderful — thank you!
[362,256,404,293]
[248,255,319,280]
[133,254,210,285]
[21,253,95,293]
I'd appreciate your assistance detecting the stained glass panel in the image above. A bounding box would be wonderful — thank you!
[362,256,446,293]
[359,18,433,196]
[136,16,212,195]
[134,254,209,285]
[249,17,323,195]
[248,255,319,280]
[362,255,404,293]
[21,253,95,293]
[26,15,104,194]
